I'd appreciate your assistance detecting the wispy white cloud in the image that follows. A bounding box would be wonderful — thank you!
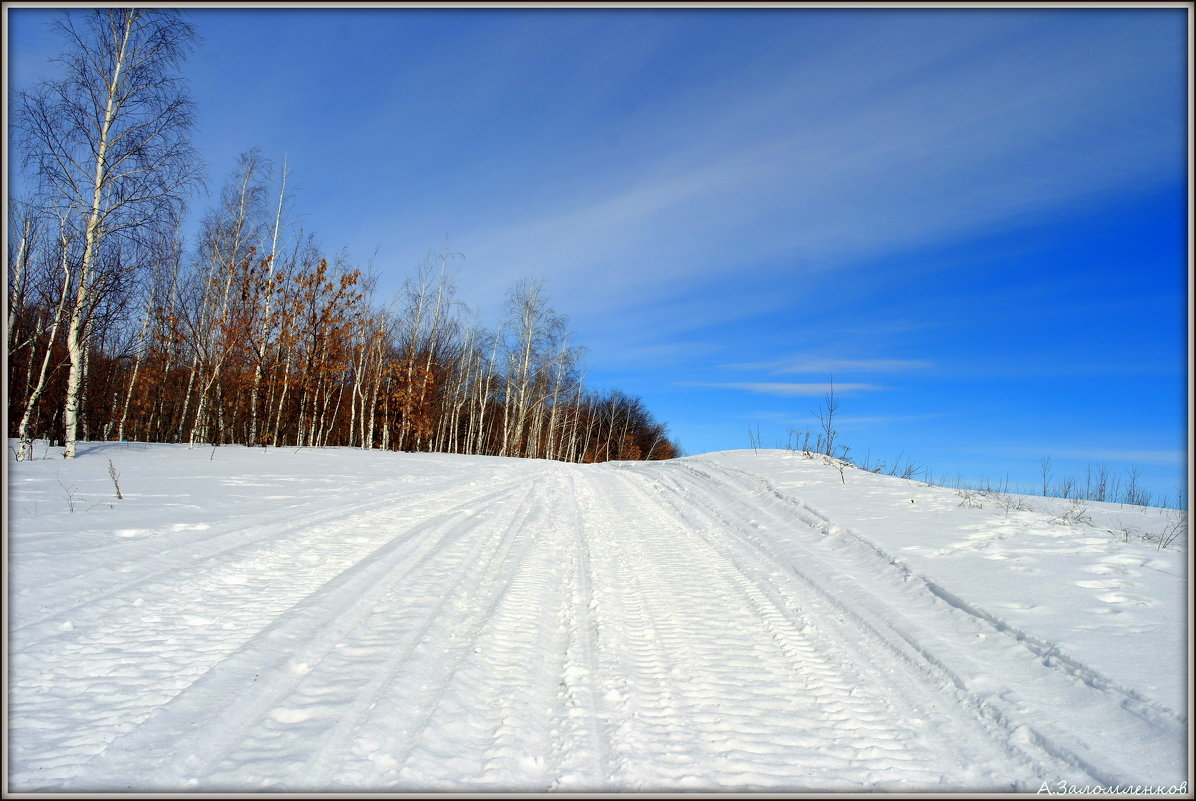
[727,355,933,375]
[680,382,884,397]
[438,11,1183,324]
[1038,448,1186,466]
[970,444,1187,466]
[837,413,945,426]
[733,410,941,426]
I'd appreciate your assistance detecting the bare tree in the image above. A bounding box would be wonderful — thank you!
[247,155,290,446]
[1039,456,1053,497]
[393,256,435,452]
[7,197,45,364]
[542,332,582,461]
[499,278,567,458]
[183,150,270,448]
[813,378,840,457]
[114,224,182,443]
[14,8,201,458]
[13,208,75,460]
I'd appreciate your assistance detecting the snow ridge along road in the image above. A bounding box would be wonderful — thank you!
[7,444,1188,792]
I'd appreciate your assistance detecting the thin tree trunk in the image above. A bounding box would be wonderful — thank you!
[16,235,73,460]
[116,280,156,442]
[271,355,291,447]
[7,217,34,361]
[248,157,286,446]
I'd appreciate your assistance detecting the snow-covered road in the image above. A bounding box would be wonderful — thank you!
[7,445,1188,792]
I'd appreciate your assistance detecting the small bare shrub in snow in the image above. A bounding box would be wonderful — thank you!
[747,424,762,455]
[1158,510,1187,550]
[988,490,1033,514]
[1111,523,1142,544]
[816,453,853,484]
[56,474,78,513]
[108,460,123,500]
[1142,510,1188,551]
[813,382,840,457]
[956,489,985,509]
[1049,499,1093,527]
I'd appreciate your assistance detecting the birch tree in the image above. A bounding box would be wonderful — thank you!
[15,8,201,458]
[7,198,44,366]
[113,225,182,443]
[247,156,290,446]
[12,209,73,460]
[184,150,269,447]
[499,278,566,458]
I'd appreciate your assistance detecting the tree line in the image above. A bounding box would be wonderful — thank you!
[8,8,680,464]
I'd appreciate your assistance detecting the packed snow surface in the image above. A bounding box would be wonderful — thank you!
[7,442,1188,792]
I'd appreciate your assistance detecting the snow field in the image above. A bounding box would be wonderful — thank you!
[6,442,1188,791]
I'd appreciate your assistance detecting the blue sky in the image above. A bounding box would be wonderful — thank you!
[7,6,1190,505]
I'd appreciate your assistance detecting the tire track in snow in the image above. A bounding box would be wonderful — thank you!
[11,469,513,634]
[688,460,1190,741]
[431,465,581,791]
[648,460,1071,780]
[277,475,551,790]
[198,476,550,790]
[621,464,1030,787]
[351,479,546,789]
[294,469,568,791]
[550,467,614,789]
[414,464,615,791]
[9,475,537,789]
[569,469,711,789]
[702,459,1187,727]
[49,480,539,791]
[465,542,565,789]
[589,466,984,790]
[649,457,1185,787]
